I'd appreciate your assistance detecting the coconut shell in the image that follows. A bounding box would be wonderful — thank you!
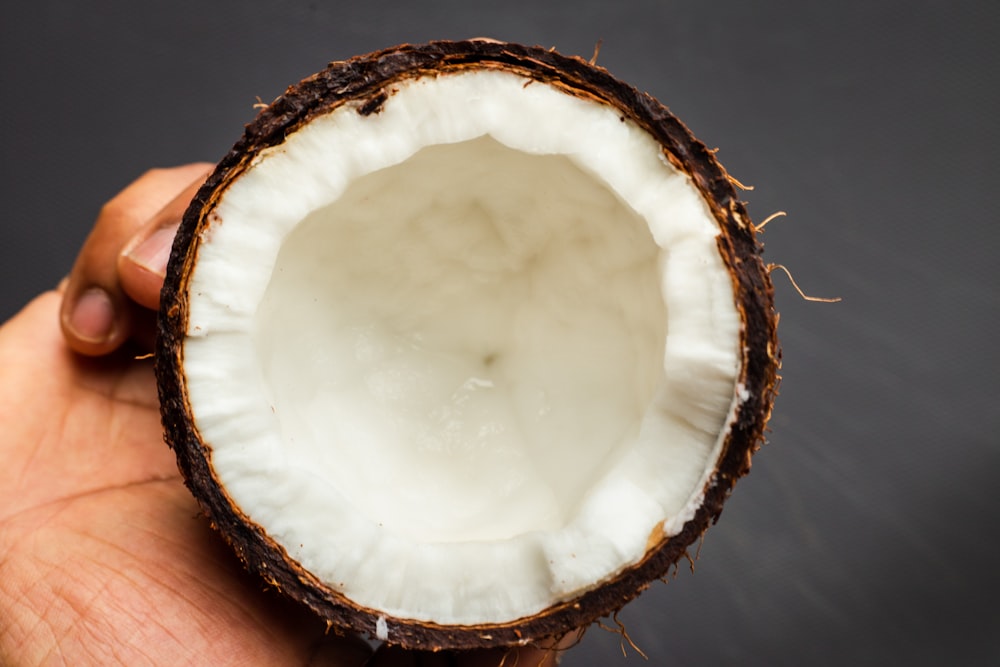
[155,39,779,651]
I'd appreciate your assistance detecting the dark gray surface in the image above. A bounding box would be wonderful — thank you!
[3,2,997,664]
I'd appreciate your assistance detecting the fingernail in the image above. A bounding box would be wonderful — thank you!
[67,287,115,344]
[123,224,179,279]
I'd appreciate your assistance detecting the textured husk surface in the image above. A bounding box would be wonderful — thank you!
[155,39,780,650]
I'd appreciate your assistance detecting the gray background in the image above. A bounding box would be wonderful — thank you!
[2,1,997,665]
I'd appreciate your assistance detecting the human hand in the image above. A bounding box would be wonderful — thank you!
[0,166,568,666]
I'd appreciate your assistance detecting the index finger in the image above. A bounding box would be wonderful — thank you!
[60,164,212,356]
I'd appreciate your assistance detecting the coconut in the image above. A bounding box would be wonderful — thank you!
[155,39,779,651]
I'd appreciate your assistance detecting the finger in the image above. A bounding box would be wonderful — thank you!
[117,175,210,352]
[118,177,205,311]
[60,163,212,356]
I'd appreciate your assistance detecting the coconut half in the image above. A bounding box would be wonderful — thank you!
[156,40,779,650]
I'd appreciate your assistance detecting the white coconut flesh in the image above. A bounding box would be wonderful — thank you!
[182,69,742,625]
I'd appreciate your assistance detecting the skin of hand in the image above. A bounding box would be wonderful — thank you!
[0,165,567,666]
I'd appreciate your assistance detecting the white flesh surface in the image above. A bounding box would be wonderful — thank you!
[182,70,741,625]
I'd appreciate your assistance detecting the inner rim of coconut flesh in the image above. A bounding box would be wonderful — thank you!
[182,69,742,625]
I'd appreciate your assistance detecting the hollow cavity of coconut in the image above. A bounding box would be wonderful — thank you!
[156,40,778,650]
